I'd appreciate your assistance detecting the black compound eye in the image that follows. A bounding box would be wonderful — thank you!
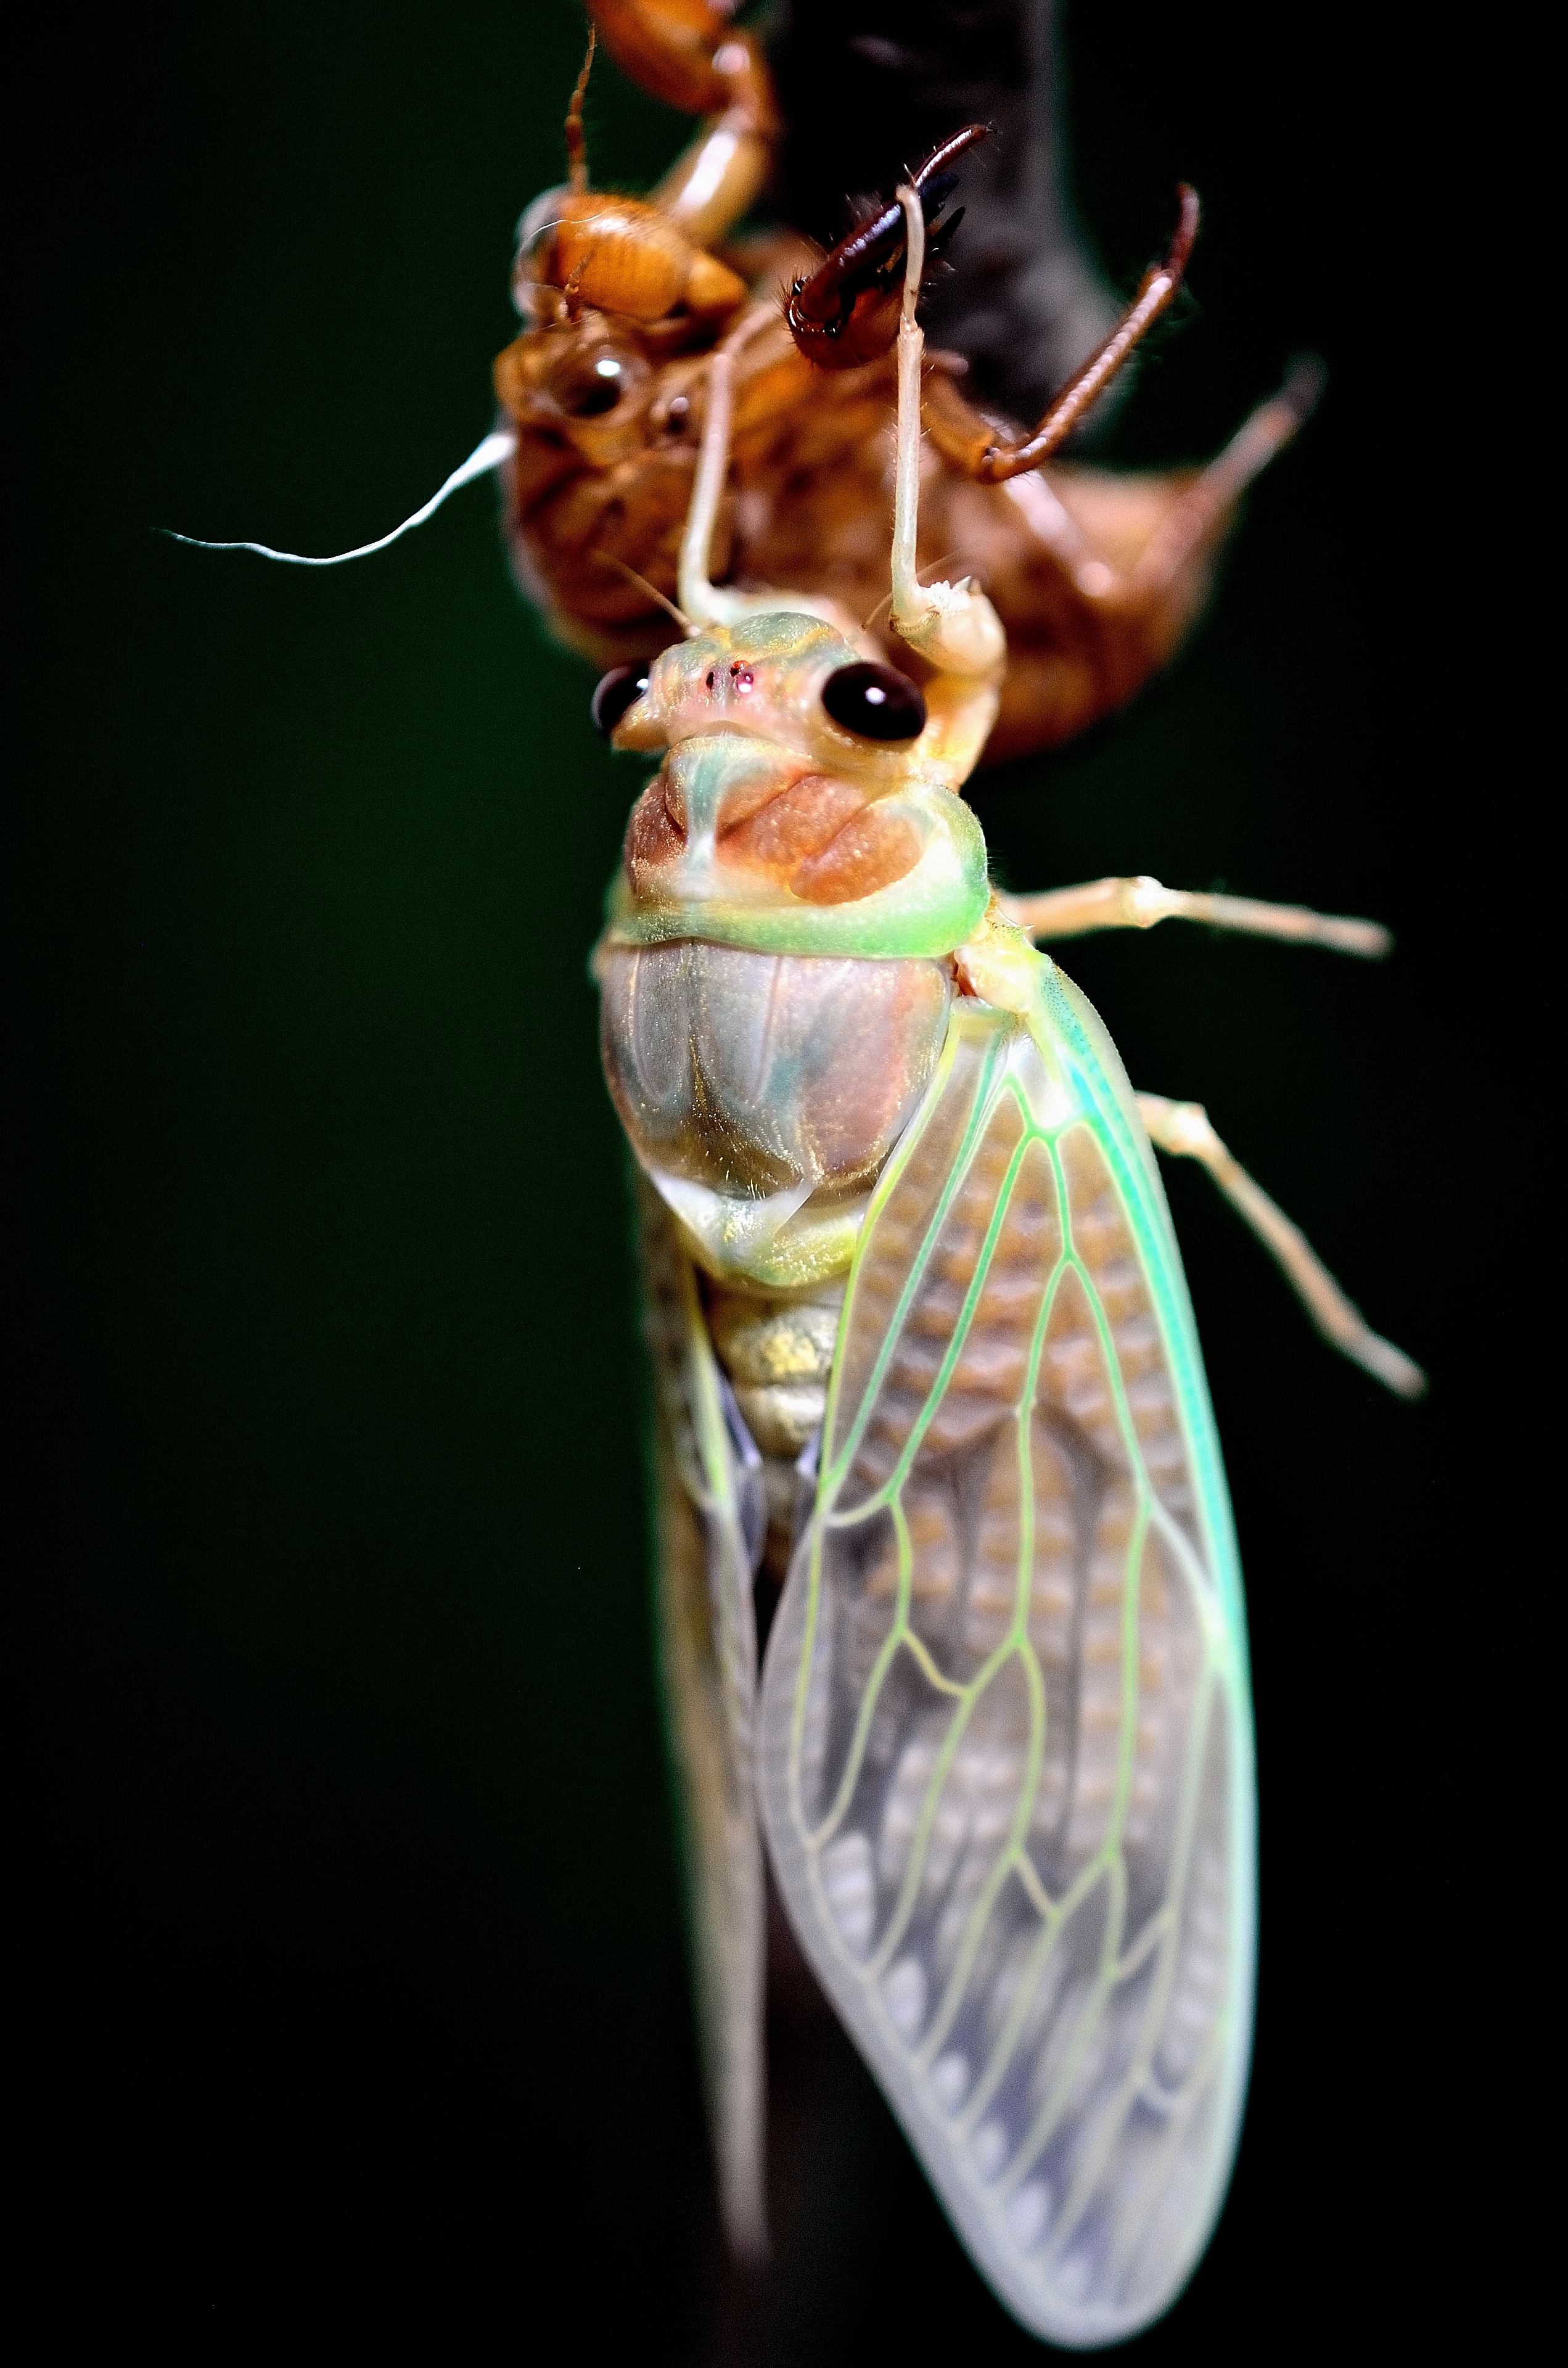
[821,660,927,742]
[591,664,651,736]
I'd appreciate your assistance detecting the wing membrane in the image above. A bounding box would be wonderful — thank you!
[758,990,1253,2343]
[638,1176,768,2256]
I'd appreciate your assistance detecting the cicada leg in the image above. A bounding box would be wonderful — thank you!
[883,187,1008,775]
[1135,1093,1427,1397]
[899,185,1321,765]
[588,0,779,248]
[997,878,1392,959]
[908,221,1320,765]
[1127,362,1324,594]
[918,188,1201,483]
[969,358,1321,630]
[784,125,993,372]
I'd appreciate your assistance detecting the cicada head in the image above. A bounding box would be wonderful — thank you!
[589,277,996,969]
[601,612,926,760]
[593,614,986,932]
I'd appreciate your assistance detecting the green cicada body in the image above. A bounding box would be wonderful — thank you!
[591,239,1265,2341]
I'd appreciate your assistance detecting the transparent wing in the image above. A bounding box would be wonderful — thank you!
[757,993,1254,2345]
[637,1177,769,2257]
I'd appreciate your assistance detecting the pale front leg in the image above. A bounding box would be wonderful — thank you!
[678,308,860,638]
[888,186,1007,787]
[998,876,1392,958]
[1136,1093,1426,1398]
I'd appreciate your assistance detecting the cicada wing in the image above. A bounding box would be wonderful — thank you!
[758,990,1255,2345]
[638,1176,769,2257]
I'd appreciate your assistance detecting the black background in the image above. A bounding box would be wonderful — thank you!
[14,2,1491,2353]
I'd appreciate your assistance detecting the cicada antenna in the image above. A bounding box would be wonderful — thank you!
[565,27,596,195]
[591,548,692,634]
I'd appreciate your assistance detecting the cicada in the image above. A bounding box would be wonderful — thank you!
[588,194,1418,2345]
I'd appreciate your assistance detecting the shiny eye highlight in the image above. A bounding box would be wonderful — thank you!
[591,664,651,736]
[549,345,645,421]
[821,660,927,742]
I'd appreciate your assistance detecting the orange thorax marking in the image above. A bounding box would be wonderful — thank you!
[625,751,922,908]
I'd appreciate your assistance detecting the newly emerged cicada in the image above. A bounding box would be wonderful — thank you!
[587,196,1419,2344]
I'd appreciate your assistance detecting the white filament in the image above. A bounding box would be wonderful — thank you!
[164,427,517,566]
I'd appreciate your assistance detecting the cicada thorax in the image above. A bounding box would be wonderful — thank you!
[596,606,995,1584]
[624,738,931,910]
[597,939,954,1285]
[599,932,950,1601]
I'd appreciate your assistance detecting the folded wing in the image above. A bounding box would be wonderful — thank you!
[758,995,1254,2344]
[639,1179,769,2256]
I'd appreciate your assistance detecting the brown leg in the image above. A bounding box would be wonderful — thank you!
[921,187,1202,482]
[1130,361,1324,593]
[590,0,779,249]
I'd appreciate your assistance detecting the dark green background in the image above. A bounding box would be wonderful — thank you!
[17,2,1469,2351]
